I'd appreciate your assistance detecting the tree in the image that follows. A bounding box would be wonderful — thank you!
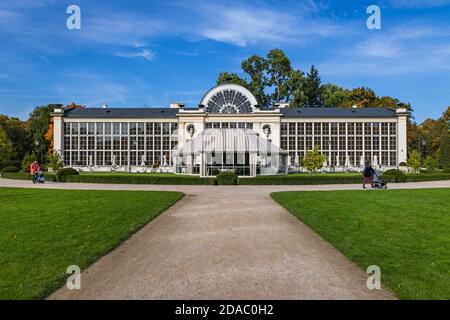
[0,115,31,165]
[423,154,439,171]
[303,65,323,108]
[266,48,292,103]
[321,83,349,108]
[216,49,304,108]
[303,145,326,173]
[443,106,450,121]
[0,125,16,169]
[374,96,400,108]
[439,124,450,169]
[287,69,306,107]
[241,54,269,107]
[21,153,37,172]
[407,150,422,173]
[29,104,60,163]
[47,151,64,172]
[216,72,249,88]
[216,49,412,110]
[343,87,377,108]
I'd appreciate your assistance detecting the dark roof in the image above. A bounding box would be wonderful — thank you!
[63,106,398,119]
[64,108,178,118]
[281,107,397,118]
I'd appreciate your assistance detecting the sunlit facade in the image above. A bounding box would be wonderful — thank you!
[53,84,409,177]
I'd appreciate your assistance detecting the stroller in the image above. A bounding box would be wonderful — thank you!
[372,169,387,189]
[32,171,45,184]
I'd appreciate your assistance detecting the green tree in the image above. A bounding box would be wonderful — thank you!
[28,104,59,163]
[423,154,439,171]
[241,54,269,107]
[408,150,422,173]
[216,72,249,88]
[287,69,306,107]
[303,145,326,173]
[266,48,292,103]
[343,87,377,108]
[0,125,16,169]
[321,83,349,108]
[21,153,38,172]
[0,115,31,165]
[303,65,323,108]
[439,124,450,169]
[47,151,64,172]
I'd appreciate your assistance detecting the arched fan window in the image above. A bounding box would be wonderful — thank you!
[205,89,253,113]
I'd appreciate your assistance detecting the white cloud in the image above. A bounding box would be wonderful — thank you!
[357,39,400,58]
[173,2,349,47]
[115,49,155,61]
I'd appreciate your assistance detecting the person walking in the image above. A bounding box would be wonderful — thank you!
[362,160,375,189]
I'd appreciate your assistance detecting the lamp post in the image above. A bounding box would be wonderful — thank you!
[35,139,42,164]
[418,138,426,155]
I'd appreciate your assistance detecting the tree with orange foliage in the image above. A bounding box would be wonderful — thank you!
[45,103,85,153]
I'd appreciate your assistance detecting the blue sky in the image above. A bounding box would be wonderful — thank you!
[0,0,449,122]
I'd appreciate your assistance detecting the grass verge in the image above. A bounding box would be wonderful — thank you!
[0,187,183,299]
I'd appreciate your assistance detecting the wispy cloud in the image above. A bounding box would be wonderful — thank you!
[167,1,352,47]
[115,49,155,61]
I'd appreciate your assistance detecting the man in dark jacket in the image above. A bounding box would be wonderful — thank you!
[362,161,375,189]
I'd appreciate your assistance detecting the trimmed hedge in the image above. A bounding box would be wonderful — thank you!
[2,171,450,185]
[64,174,217,185]
[404,173,450,182]
[240,174,362,185]
[381,169,406,183]
[216,172,238,185]
[56,168,79,182]
[1,166,19,173]
[0,172,57,182]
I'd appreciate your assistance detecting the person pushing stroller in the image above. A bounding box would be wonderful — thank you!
[362,161,375,189]
[29,160,44,184]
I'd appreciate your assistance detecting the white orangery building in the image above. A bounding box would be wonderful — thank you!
[52,84,409,177]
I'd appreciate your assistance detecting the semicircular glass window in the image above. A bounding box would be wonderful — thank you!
[205,89,253,113]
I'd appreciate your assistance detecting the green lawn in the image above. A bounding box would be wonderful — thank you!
[271,188,450,300]
[0,187,183,299]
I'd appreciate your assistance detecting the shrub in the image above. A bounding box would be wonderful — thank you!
[216,171,238,185]
[0,160,21,171]
[56,168,79,182]
[47,152,64,172]
[423,155,439,172]
[443,168,450,173]
[1,171,57,181]
[398,162,408,166]
[382,169,406,183]
[1,166,19,173]
[303,145,326,173]
[407,150,421,173]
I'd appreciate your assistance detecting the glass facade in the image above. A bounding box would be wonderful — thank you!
[280,122,397,166]
[63,122,178,166]
[205,122,253,129]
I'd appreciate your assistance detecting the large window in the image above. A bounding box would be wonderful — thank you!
[62,122,178,166]
[280,121,398,166]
